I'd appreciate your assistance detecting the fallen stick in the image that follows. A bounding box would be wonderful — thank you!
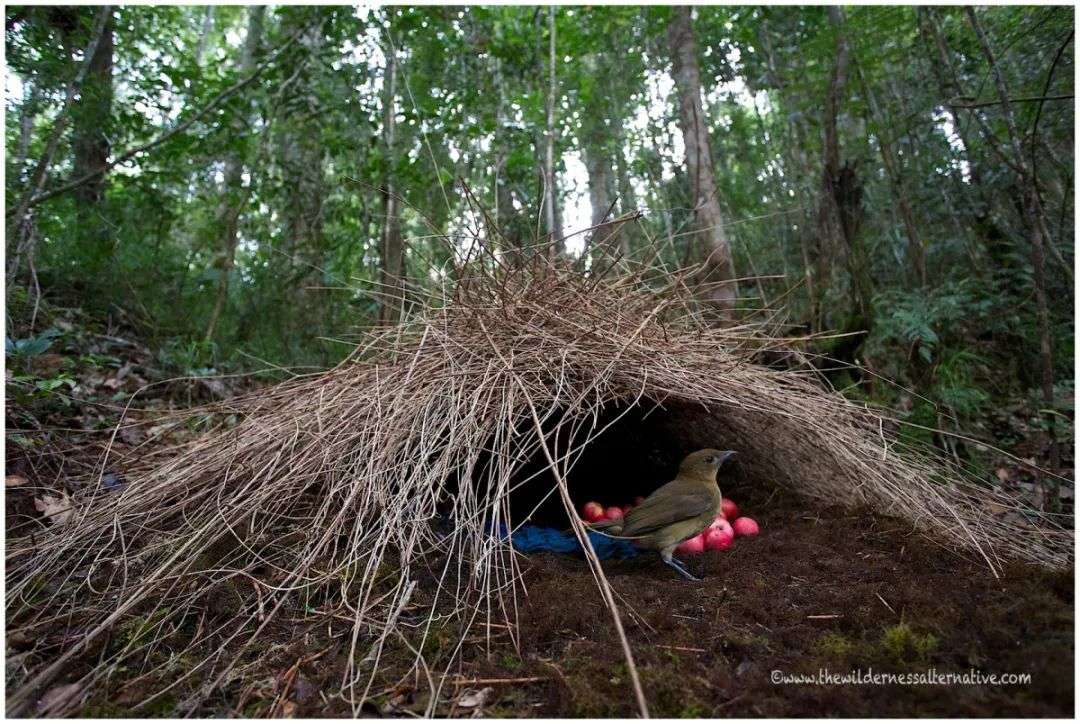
[447,676,548,686]
[875,592,897,615]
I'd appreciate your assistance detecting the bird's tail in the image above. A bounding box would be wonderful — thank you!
[585,519,624,536]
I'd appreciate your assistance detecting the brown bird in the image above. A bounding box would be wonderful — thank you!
[589,448,735,581]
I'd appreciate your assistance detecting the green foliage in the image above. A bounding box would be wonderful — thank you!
[816,632,855,658]
[5,328,76,416]
[157,338,218,376]
[933,349,991,417]
[867,282,992,365]
[880,623,939,664]
[5,328,62,358]
[2,4,1073,453]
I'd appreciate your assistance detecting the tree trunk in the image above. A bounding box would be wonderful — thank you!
[580,55,623,267]
[667,6,738,320]
[280,136,324,271]
[193,6,214,67]
[915,6,1003,274]
[14,82,39,182]
[279,15,325,265]
[377,43,405,326]
[920,7,1070,286]
[611,113,639,256]
[72,7,115,271]
[814,5,845,329]
[816,6,870,333]
[965,7,1059,476]
[492,57,527,265]
[583,140,617,263]
[919,8,1029,195]
[543,6,564,252]
[279,14,327,336]
[814,10,848,330]
[204,5,265,344]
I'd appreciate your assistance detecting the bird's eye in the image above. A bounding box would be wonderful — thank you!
[705,456,715,463]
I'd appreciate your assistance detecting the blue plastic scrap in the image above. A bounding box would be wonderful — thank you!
[498,524,640,560]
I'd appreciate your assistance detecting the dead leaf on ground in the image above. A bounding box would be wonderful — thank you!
[456,687,494,709]
[103,362,133,390]
[33,490,74,525]
[119,426,144,445]
[200,377,229,399]
[6,474,28,488]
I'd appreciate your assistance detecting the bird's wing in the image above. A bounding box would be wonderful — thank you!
[619,482,716,538]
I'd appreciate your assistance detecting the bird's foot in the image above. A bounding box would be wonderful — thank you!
[664,556,703,582]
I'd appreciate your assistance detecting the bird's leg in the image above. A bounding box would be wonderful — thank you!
[661,551,702,582]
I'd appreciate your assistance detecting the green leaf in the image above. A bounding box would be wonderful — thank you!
[34,375,76,392]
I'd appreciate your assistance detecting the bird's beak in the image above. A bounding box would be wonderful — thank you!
[717,451,736,467]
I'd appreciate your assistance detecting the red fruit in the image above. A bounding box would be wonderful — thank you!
[675,534,705,555]
[604,506,624,521]
[633,496,646,506]
[721,498,739,520]
[732,516,760,537]
[582,501,605,523]
[704,527,735,551]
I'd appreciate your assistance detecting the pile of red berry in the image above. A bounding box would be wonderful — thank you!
[676,497,759,555]
[579,496,760,555]
[579,496,646,524]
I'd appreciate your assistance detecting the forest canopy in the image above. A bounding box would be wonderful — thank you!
[4,4,1075,458]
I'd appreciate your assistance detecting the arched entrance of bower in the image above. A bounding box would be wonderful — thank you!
[502,399,753,527]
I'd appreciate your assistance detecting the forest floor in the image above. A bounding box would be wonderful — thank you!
[467,484,1075,718]
[5,308,1074,717]
[6,477,1073,717]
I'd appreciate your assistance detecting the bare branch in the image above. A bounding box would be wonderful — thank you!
[949,93,1073,109]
